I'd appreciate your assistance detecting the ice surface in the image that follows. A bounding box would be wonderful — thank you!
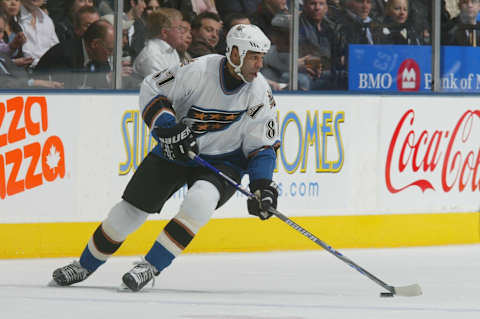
[1,245,479,319]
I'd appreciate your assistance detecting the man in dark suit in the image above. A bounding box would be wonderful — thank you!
[35,19,114,89]
[0,51,63,89]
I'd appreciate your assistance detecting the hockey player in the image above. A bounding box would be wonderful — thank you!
[51,24,281,292]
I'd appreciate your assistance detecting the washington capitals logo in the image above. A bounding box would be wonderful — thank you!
[187,106,244,134]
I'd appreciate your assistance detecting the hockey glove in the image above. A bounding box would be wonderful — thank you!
[247,179,279,220]
[154,123,198,161]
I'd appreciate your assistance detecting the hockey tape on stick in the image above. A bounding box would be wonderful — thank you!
[187,151,422,297]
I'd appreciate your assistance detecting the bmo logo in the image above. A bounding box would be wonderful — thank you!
[0,96,66,199]
[397,59,420,92]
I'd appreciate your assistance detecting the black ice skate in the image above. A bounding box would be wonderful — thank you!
[121,260,159,292]
[52,261,90,286]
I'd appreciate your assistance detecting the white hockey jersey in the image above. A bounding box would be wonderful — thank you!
[139,54,280,168]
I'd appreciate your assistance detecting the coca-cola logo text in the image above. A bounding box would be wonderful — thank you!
[385,109,480,193]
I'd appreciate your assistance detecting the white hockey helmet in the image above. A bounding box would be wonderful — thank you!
[226,24,271,82]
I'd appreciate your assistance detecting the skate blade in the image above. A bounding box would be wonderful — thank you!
[117,282,134,292]
[47,279,60,287]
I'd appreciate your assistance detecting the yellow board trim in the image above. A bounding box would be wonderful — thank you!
[1,213,479,259]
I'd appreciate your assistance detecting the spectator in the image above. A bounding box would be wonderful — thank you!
[216,0,261,18]
[370,0,388,22]
[178,17,192,63]
[150,1,187,21]
[191,0,218,15]
[125,0,146,62]
[445,0,480,46]
[101,12,142,89]
[299,0,339,89]
[262,14,313,91]
[0,50,63,88]
[74,5,100,38]
[216,12,251,56]
[0,9,11,53]
[144,0,160,18]
[97,0,114,16]
[250,0,288,38]
[407,0,431,44]
[101,12,134,62]
[224,12,251,31]
[54,0,94,43]
[0,0,26,58]
[19,0,59,67]
[336,0,383,87]
[133,8,183,77]
[326,0,343,22]
[187,11,222,57]
[379,0,422,45]
[35,19,114,89]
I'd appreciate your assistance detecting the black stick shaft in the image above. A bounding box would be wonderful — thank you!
[189,152,395,294]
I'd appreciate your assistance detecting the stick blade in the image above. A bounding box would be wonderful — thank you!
[393,283,422,297]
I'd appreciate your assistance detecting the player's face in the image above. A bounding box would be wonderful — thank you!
[241,51,265,82]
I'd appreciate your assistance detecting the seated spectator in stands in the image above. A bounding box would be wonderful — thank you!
[191,0,218,15]
[407,0,430,45]
[379,0,422,44]
[125,0,146,62]
[337,0,383,45]
[336,0,383,88]
[262,14,312,91]
[54,0,94,43]
[250,0,288,38]
[144,0,160,18]
[216,0,261,18]
[216,12,251,56]
[187,11,222,57]
[97,0,114,16]
[133,8,184,77]
[74,5,100,38]
[178,17,192,63]
[102,13,142,89]
[0,50,63,88]
[299,0,339,89]
[35,19,114,89]
[445,0,480,46]
[19,0,59,67]
[326,0,343,22]
[1,0,26,58]
[370,0,387,22]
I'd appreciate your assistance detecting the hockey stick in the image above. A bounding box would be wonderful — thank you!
[188,151,422,297]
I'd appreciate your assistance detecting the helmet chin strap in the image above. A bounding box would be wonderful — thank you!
[226,52,248,83]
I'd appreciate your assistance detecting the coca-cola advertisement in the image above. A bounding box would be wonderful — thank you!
[382,100,480,212]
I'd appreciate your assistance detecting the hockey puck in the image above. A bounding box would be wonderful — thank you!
[380,292,394,297]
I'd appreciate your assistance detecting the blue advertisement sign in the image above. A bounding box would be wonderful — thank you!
[348,45,480,92]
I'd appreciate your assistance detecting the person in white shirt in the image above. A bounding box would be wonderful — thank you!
[133,8,184,78]
[18,0,58,67]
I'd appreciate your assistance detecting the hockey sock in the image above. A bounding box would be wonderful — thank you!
[79,224,123,273]
[145,217,195,273]
[79,200,149,273]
